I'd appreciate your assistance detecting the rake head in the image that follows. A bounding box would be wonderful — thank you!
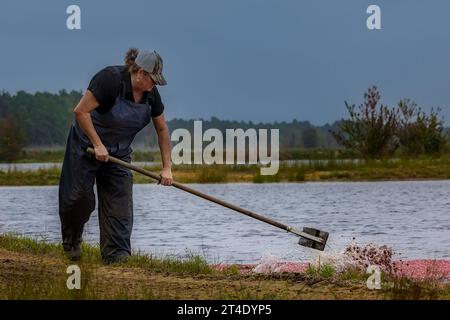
[298,227,329,251]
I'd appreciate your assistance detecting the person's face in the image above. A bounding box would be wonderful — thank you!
[137,69,155,91]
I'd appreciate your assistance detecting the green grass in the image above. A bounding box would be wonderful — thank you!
[130,150,161,162]
[0,260,158,300]
[287,167,307,182]
[305,263,336,279]
[337,267,369,282]
[0,233,216,299]
[280,149,345,160]
[383,275,450,300]
[221,264,241,276]
[1,234,449,299]
[0,233,294,300]
[303,262,450,300]
[194,165,228,183]
[253,172,281,183]
[0,233,215,275]
[121,250,215,275]
[0,233,63,257]
[0,166,61,186]
[7,149,65,163]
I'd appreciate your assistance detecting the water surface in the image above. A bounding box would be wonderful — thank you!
[0,181,448,263]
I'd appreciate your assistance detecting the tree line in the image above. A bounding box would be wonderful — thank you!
[0,88,448,161]
[0,90,338,161]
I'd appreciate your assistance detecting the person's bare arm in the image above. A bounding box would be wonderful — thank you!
[73,90,109,161]
[152,113,173,185]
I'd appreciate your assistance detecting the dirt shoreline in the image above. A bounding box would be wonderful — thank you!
[1,248,449,300]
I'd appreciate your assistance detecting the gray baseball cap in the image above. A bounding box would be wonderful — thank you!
[135,50,167,86]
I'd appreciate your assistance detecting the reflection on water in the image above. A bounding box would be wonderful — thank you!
[0,180,449,263]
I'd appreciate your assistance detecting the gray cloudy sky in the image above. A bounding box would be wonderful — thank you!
[1,0,449,124]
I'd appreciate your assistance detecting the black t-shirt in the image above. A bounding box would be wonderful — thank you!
[87,65,165,117]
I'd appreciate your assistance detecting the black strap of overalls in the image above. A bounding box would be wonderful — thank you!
[119,80,126,99]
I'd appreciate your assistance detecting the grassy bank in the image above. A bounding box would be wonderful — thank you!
[1,157,450,186]
[0,234,448,300]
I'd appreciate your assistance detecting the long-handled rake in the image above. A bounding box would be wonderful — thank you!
[87,148,329,251]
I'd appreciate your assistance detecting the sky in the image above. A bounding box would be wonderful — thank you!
[1,0,449,125]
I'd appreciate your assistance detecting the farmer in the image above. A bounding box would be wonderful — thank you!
[59,48,173,263]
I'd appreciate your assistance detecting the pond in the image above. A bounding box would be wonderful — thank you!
[0,180,448,263]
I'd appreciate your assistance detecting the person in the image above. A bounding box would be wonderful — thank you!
[58,48,173,263]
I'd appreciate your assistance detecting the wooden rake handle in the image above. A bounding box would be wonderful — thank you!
[86,147,324,244]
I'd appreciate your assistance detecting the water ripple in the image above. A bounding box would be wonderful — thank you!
[0,180,449,263]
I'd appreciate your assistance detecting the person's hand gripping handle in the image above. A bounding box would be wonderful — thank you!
[93,143,109,162]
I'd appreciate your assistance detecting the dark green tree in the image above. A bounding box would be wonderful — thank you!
[302,127,319,149]
[0,116,26,162]
[332,86,398,158]
[397,100,447,156]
